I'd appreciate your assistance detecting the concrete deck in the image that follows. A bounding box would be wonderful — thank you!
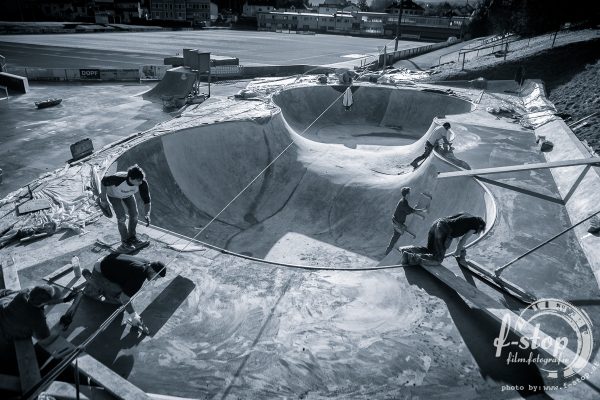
[1,77,599,399]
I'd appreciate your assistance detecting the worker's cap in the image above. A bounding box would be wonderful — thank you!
[29,284,61,307]
[442,122,451,129]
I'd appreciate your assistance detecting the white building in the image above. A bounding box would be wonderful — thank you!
[243,1,275,17]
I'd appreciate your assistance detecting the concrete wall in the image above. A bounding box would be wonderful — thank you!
[8,67,141,82]
[378,39,458,67]
[529,82,600,286]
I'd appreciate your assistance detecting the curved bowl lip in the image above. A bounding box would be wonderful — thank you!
[133,151,497,273]
[271,83,476,113]
[432,149,498,252]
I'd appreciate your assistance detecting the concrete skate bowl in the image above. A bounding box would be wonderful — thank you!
[273,85,473,147]
[110,85,493,268]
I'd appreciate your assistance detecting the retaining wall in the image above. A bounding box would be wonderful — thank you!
[378,39,460,68]
[528,82,600,285]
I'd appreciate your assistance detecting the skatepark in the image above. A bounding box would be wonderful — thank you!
[1,31,600,400]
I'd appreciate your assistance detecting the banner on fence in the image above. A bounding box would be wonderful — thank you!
[80,69,100,79]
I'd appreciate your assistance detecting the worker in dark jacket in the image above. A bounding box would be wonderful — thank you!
[84,253,166,333]
[426,213,486,262]
[0,285,70,345]
[100,165,151,252]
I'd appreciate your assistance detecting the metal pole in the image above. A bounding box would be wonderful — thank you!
[394,0,403,51]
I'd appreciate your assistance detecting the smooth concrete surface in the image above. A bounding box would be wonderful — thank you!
[112,86,482,269]
[1,80,599,399]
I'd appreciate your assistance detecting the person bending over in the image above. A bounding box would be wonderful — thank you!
[426,213,486,263]
[100,165,151,252]
[84,253,166,331]
[410,122,452,170]
[0,284,72,346]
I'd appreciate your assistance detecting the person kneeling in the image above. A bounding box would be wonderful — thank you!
[84,254,166,332]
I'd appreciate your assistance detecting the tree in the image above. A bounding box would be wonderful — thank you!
[357,0,369,12]
[466,0,598,38]
[370,0,394,13]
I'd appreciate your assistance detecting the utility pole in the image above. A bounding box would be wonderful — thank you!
[394,0,403,51]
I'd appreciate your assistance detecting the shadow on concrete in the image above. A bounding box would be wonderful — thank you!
[63,275,195,377]
[404,266,552,398]
[141,275,195,336]
[66,298,139,377]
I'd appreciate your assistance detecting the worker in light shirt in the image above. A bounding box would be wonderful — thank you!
[410,122,453,170]
[100,164,151,253]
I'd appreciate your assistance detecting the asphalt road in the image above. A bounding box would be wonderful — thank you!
[0,30,429,69]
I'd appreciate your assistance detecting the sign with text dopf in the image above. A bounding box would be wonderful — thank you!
[79,69,100,79]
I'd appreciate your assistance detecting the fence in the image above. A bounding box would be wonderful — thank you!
[8,67,140,82]
[444,29,574,70]
[377,39,459,68]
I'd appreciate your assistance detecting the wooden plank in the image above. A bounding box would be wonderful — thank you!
[421,264,600,390]
[1,256,20,290]
[0,373,20,392]
[14,338,42,393]
[474,176,564,205]
[438,157,600,178]
[39,337,150,400]
[46,381,116,400]
[457,257,537,304]
[43,263,74,284]
[16,198,52,214]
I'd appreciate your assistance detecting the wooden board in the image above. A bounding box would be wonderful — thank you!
[14,338,41,393]
[438,157,600,178]
[16,198,52,214]
[39,337,151,400]
[46,381,114,400]
[456,257,536,304]
[421,263,600,390]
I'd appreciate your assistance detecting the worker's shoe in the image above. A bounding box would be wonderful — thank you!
[116,242,135,253]
[410,161,419,170]
[127,236,149,249]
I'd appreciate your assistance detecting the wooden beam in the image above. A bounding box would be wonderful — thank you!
[14,339,41,393]
[474,176,564,205]
[421,263,600,392]
[39,337,151,400]
[438,157,600,179]
[0,373,20,392]
[45,381,115,400]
